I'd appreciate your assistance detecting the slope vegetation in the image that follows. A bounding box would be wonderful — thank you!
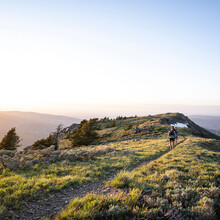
[0,113,219,219]
[58,137,219,219]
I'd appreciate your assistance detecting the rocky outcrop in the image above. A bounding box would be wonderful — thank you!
[59,123,78,139]
[159,118,176,125]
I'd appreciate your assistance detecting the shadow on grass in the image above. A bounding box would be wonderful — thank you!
[176,136,187,146]
[197,139,220,152]
[193,139,220,166]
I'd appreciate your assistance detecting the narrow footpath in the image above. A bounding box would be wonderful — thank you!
[9,138,186,220]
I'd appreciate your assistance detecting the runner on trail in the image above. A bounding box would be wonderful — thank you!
[134,126,140,134]
[168,126,176,149]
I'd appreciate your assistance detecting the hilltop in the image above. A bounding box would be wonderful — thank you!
[0,111,81,149]
[95,112,220,143]
[0,112,219,220]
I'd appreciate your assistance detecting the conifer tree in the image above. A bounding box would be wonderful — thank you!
[32,134,55,150]
[0,128,21,151]
[69,119,98,147]
[112,120,116,127]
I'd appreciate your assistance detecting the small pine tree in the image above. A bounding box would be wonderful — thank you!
[0,128,21,151]
[32,134,55,150]
[69,119,99,147]
[112,120,116,127]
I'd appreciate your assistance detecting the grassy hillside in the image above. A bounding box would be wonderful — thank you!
[0,112,219,219]
[0,138,170,218]
[95,113,220,142]
[58,137,220,219]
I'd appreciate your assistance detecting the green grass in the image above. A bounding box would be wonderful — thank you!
[57,137,220,219]
[0,137,169,216]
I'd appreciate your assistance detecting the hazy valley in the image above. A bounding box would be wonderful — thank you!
[0,111,81,150]
[189,115,220,136]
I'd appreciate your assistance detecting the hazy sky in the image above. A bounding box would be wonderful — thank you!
[0,0,220,117]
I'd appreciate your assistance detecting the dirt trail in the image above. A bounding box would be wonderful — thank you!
[9,139,186,220]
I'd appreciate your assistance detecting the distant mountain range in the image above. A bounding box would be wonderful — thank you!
[189,115,220,136]
[0,111,81,149]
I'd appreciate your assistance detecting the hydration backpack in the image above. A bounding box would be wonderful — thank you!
[169,130,175,138]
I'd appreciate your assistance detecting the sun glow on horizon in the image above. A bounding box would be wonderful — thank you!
[1,0,220,114]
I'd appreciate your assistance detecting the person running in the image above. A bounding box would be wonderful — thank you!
[168,126,176,149]
[174,126,179,145]
[134,126,140,134]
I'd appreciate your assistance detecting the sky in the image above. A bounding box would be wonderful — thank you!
[0,0,220,118]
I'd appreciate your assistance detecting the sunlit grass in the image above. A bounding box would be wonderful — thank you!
[0,137,169,216]
[58,137,220,219]
[1,113,219,218]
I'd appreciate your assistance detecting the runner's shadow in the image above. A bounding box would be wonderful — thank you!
[176,136,186,146]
